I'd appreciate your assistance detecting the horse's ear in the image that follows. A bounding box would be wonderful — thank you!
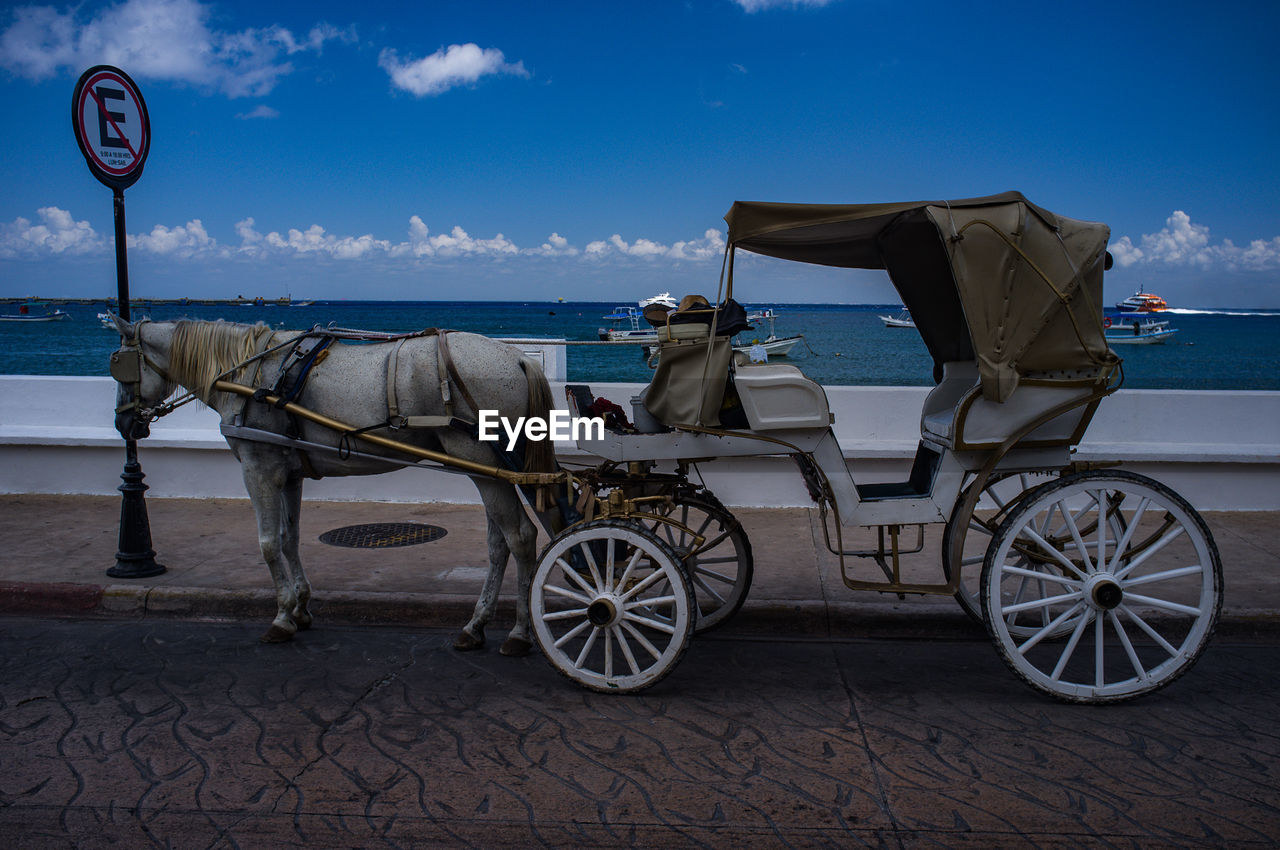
[107,313,134,339]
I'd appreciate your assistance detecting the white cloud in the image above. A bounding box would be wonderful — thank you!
[0,0,353,97]
[261,224,392,260]
[0,207,103,258]
[732,0,837,12]
[378,43,528,97]
[130,219,217,257]
[1113,211,1280,272]
[583,230,726,262]
[236,104,280,120]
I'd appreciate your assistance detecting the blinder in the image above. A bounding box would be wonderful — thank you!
[109,348,143,384]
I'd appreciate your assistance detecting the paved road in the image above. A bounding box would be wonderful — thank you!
[1,617,1278,847]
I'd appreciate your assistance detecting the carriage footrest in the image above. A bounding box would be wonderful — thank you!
[854,442,941,501]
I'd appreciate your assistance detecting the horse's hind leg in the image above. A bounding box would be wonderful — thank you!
[455,512,511,651]
[476,480,539,657]
[280,475,312,631]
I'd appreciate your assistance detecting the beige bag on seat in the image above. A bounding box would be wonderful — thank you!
[644,334,732,427]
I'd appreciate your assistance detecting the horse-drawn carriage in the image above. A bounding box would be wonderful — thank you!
[110,192,1222,704]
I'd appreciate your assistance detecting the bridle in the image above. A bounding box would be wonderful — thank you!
[109,319,199,424]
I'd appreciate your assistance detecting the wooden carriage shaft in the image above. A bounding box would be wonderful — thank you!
[212,380,563,487]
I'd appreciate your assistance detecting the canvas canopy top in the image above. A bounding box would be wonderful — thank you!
[723,191,1120,402]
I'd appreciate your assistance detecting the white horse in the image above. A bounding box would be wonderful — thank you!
[108,315,557,655]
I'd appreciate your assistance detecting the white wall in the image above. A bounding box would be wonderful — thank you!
[2,376,1277,510]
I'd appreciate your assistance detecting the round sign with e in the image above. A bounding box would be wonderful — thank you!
[72,65,151,191]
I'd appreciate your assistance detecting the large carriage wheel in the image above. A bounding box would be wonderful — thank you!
[636,492,753,633]
[530,519,695,693]
[981,471,1222,704]
[943,471,1083,639]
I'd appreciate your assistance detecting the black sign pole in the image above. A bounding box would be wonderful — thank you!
[108,184,164,578]
[72,65,164,578]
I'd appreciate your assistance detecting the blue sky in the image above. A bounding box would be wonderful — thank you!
[2,0,1278,306]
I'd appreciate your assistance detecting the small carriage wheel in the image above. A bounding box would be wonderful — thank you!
[635,493,754,633]
[530,519,695,693]
[981,471,1222,704]
[943,471,1080,638]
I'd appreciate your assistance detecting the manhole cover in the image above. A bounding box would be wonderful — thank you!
[319,522,447,549]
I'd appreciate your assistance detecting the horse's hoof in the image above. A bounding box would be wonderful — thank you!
[259,625,296,644]
[500,637,532,657]
[294,612,313,631]
[453,631,484,651]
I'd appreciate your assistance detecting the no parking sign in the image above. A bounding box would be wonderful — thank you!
[71,65,150,191]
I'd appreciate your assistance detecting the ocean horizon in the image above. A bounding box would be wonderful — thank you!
[4,300,1278,391]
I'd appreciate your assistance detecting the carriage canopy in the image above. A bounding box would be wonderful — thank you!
[724,191,1117,402]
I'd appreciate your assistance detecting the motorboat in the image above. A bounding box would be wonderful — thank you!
[1115,290,1168,312]
[598,306,658,342]
[1104,314,1178,345]
[0,304,70,322]
[638,292,678,310]
[738,308,801,357]
[879,308,915,328]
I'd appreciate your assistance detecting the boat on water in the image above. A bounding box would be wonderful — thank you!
[599,299,802,357]
[0,304,70,322]
[1115,290,1168,312]
[879,308,915,328]
[1105,313,1179,345]
[598,305,657,342]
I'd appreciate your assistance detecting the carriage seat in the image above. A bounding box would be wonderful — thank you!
[921,360,1098,450]
[732,362,832,430]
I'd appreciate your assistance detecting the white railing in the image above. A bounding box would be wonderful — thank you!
[2,376,1277,510]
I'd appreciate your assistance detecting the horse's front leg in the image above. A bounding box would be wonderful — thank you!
[240,456,302,643]
[280,475,312,631]
[454,513,510,651]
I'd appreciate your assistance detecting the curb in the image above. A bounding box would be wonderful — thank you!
[3,581,1279,639]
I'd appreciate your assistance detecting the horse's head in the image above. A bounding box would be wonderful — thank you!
[107,314,177,441]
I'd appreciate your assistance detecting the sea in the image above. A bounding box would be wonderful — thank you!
[4,300,1279,391]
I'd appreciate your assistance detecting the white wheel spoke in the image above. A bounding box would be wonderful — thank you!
[604,627,614,678]
[555,557,597,596]
[543,606,589,621]
[621,619,662,660]
[545,581,592,606]
[619,567,666,603]
[1001,589,1082,616]
[622,609,678,635]
[1114,524,1188,581]
[1016,602,1087,654]
[615,547,645,593]
[584,543,604,592]
[1015,525,1086,579]
[1117,604,1181,657]
[1061,496,1096,574]
[574,625,601,668]
[1122,592,1203,617]
[1095,613,1105,688]
[1109,610,1150,682]
[612,625,641,674]
[1107,495,1150,571]
[693,574,727,605]
[553,619,591,649]
[1123,564,1204,587]
[1050,612,1091,681]
[1000,564,1082,589]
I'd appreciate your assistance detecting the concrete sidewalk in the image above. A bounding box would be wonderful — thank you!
[1,494,1278,640]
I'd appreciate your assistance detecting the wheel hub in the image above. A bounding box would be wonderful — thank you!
[587,596,620,627]
[1085,574,1124,610]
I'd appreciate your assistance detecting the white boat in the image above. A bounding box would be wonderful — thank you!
[1115,290,1168,312]
[638,292,678,310]
[0,306,70,322]
[598,306,658,342]
[879,308,915,328]
[1105,314,1178,345]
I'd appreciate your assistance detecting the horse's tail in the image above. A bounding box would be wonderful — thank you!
[519,357,559,474]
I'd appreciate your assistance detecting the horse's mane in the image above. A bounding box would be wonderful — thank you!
[169,320,276,403]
